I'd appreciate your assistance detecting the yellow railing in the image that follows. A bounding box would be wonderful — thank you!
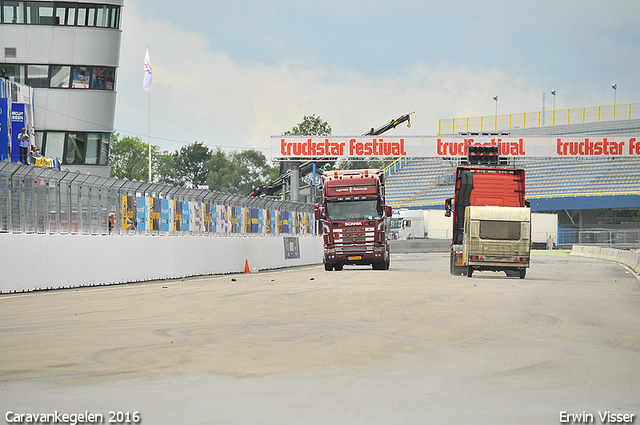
[438,102,640,135]
[382,157,408,178]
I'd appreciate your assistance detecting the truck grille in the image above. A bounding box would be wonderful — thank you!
[335,244,374,254]
[333,227,375,243]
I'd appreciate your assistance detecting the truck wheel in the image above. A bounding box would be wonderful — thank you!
[372,261,388,270]
[467,266,473,278]
[519,269,526,279]
[335,264,344,271]
[324,263,333,271]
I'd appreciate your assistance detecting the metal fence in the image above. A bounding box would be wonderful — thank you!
[558,227,640,249]
[0,162,314,236]
[438,102,640,134]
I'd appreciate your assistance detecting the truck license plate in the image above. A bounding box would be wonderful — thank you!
[348,256,362,260]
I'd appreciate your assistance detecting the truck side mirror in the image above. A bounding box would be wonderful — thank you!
[444,198,452,217]
[385,206,393,218]
[314,204,321,220]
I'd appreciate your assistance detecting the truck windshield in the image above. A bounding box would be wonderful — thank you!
[325,200,381,221]
[479,220,521,240]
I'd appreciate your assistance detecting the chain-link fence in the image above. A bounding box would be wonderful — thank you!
[0,162,314,236]
[558,227,640,249]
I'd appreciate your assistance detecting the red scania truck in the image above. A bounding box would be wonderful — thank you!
[445,145,530,278]
[315,169,392,271]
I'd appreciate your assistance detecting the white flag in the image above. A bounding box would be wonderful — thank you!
[143,48,153,91]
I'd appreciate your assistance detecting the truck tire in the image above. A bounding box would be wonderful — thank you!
[467,266,473,278]
[373,260,389,270]
[324,263,333,271]
[334,264,344,271]
[519,268,526,279]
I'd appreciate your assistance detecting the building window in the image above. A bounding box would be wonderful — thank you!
[34,130,44,151]
[65,132,85,164]
[54,3,66,25]
[71,66,91,88]
[42,131,111,165]
[0,63,26,83]
[27,64,48,87]
[85,133,101,164]
[109,5,118,28]
[26,2,54,25]
[0,1,120,28]
[2,1,25,24]
[92,67,106,89]
[44,131,65,160]
[1,63,116,90]
[95,4,108,27]
[99,133,109,165]
[50,65,70,88]
[65,4,75,25]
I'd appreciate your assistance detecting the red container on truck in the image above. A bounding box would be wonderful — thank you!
[315,169,393,271]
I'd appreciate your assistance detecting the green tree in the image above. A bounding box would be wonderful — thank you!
[205,148,236,193]
[283,114,332,136]
[284,114,335,172]
[109,133,147,181]
[204,148,277,196]
[162,141,212,188]
[231,149,278,195]
[109,133,169,181]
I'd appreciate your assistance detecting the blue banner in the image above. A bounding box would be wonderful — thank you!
[11,103,25,163]
[0,98,8,161]
[182,201,189,231]
[160,199,170,232]
[136,197,146,231]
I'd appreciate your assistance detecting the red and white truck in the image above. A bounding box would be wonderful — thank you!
[315,169,393,271]
[445,146,530,278]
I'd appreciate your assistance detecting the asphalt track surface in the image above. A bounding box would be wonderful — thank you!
[1,252,639,425]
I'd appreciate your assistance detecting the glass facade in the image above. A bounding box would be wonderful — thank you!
[0,1,120,28]
[0,64,117,91]
[38,131,110,165]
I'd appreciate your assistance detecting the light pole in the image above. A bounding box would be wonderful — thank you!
[493,96,498,130]
[551,90,556,125]
[612,84,617,120]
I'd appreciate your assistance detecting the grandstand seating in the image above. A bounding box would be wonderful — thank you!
[385,157,640,208]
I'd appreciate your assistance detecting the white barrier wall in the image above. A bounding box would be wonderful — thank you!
[570,245,640,275]
[0,234,323,293]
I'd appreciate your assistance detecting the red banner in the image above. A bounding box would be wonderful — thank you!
[271,136,640,159]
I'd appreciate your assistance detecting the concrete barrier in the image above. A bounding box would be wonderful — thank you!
[570,245,640,275]
[0,234,323,293]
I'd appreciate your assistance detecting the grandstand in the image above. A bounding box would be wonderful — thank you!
[385,118,640,214]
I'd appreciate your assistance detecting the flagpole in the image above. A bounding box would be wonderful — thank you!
[148,91,151,182]
[143,46,153,182]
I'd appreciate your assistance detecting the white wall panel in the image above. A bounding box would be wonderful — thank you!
[65,91,116,131]
[0,234,323,293]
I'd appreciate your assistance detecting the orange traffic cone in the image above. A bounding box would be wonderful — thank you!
[244,259,251,273]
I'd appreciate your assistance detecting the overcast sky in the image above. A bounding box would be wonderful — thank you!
[113,0,640,157]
